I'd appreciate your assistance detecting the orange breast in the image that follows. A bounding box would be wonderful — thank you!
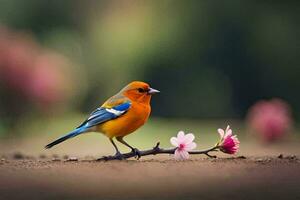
[97,102,151,138]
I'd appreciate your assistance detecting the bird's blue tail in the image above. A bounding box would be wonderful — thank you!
[45,128,85,149]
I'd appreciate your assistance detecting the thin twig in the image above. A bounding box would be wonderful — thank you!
[97,142,219,161]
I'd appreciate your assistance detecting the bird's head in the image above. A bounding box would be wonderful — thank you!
[121,81,160,104]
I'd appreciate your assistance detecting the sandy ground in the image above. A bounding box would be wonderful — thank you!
[0,154,300,200]
[1,129,300,200]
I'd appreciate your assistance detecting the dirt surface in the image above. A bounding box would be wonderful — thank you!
[1,154,300,200]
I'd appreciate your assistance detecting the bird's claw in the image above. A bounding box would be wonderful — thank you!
[114,151,125,160]
[97,155,114,161]
[131,148,141,160]
[98,152,125,161]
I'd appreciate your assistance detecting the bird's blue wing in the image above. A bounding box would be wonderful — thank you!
[45,97,131,149]
[77,101,131,130]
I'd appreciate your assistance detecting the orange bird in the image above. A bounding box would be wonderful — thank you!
[45,81,159,159]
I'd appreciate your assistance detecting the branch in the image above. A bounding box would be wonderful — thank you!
[97,142,219,161]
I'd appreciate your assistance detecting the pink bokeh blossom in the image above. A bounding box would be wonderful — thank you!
[28,52,72,106]
[0,26,74,110]
[247,99,293,142]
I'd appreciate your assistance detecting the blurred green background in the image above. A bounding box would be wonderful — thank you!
[0,1,299,152]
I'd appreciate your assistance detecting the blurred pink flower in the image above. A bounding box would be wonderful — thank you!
[218,125,240,154]
[0,28,38,92]
[170,131,197,160]
[0,26,75,110]
[27,52,73,107]
[247,99,292,142]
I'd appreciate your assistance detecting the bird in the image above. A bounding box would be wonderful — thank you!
[45,81,160,159]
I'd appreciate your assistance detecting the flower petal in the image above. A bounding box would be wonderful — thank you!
[185,142,197,150]
[218,128,225,138]
[174,149,190,160]
[174,149,181,160]
[225,128,232,138]
[170,137,178,147]
[184,133,195,144]
[177,131,185,141]
[179,150,190,160]
[174,149,183,160]
[226,125,230,132]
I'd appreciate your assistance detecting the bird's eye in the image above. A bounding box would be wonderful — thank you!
[138,88,145,93]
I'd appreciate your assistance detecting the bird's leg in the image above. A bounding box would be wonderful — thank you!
[109,138,124,160]
[116,136,141,159]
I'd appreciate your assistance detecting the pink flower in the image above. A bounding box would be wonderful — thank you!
[0,26,75,110]
[247,99,293,142]
[0,28,38,92]
[27,52,73,107]
[170,131,197,160]
[218,125,240,154]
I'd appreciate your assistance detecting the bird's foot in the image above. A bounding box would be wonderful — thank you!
[97,151,125,161]
[98,155,112,161]
[131,148,141,160]
[114,151,125,160]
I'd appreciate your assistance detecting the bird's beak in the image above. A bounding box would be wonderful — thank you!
[148,88,160,95]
